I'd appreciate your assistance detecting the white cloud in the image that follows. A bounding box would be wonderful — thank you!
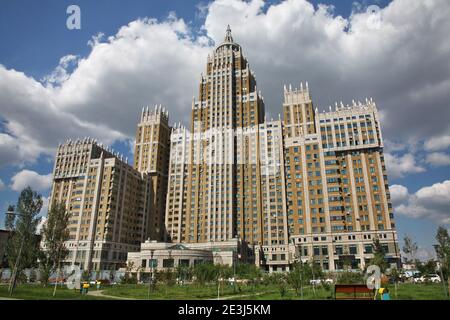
[426,152,450,166]
[393,180,450,225]
[0,15,207,168]
[1,0,450,172]
[424,134,450,151]
[0,178,5,191]
[389,184,409,203]
[384,153,425,179]
[10,170,52,192]
[41,54,79,87]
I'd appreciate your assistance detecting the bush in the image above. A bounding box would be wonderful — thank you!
[121,273,138,284]
[29,269,38,283]
[336,270,364,284]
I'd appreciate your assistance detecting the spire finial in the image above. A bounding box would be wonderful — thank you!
[224,25,234,43]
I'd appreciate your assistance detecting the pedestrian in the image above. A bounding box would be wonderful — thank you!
[381,287,391,300]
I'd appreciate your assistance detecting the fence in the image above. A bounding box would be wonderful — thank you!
[0,268,125,283]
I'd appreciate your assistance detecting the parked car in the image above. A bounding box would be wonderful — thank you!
[309,278,334,285]
[414,274,441,283]
[424,274,441,283]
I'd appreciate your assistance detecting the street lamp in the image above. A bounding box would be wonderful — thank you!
[148,249,155,300]
[5,206,25,296]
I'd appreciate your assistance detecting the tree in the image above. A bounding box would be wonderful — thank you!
[6,187,43,295]
[434,226,450,281]
[434,226,450,298]
[416,260,437,276]
[286,261,323,297]
[402,234,418,264]
[371,237,388,273]
[286,262,305,296]
[39,202,71,286]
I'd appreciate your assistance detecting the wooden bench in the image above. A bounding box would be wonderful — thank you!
[334,284,374,300]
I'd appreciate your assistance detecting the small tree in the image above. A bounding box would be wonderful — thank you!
[286,262,305,296]
[371,237,388,273]
[39,202,70,286]
[416,260,437,276]
[6,187,43,295]
[402,234,418,264]
[435,226,450,280]
[434,226,450,297]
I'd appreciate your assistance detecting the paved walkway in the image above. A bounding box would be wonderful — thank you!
[87,289,273,300]
[87,289,136,300]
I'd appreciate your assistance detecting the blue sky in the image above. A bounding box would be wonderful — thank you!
[1,0,449,260]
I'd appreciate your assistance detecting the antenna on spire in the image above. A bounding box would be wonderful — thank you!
[224,25,234,43]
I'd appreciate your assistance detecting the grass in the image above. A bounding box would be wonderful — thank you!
[1,282,448,300]
[0,284,106,300]
[385,283,449,300]
[102,283,272,300]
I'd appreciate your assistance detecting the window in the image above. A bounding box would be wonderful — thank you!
[163,259,174,268]
[179,259,190,267]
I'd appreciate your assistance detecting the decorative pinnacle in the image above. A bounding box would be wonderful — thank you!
[224,25,234,43]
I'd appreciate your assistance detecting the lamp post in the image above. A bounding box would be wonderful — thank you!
[392,229,400,269]
[148,249,155,300]
[5,207,25,296]
[233,250,237,293]
[295,242,303,300]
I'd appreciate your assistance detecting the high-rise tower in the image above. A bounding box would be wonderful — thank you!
[47,138,151,270]
[163,26,400,272]
[134,106,171,240]
[165,26,265,244]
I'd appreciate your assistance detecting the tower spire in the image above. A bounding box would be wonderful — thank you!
[224,25,234,43]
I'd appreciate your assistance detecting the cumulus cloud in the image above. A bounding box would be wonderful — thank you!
[425,152,450,167]
[0,178,5,191]
[41,54,79,87]
[1,0,450,173]
[392,180,450,225]
[389,184,409,203]
[0,16,208,168]
[424,134,450,151]
[10,170,52,192]
[384,153,425,179]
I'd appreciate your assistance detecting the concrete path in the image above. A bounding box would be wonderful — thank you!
[87,289,136,300]
[210,291,276,300]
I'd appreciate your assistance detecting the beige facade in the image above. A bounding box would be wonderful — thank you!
[127,239,245,272]
[134,106,171,241]
[50,26,399,273]
[163,26,400,272]
[48,138,152,270]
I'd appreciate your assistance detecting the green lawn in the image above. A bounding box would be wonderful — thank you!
[1,282,448,300]
[385,283,449,300]
[102,283,272,300]
[0,284,105,300]
[103,283,449,300]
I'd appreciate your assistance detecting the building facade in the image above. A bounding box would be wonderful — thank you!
[163,26,400,272]
[134,106,171,241]
[48,26,400,273]
[47,138,152,270]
